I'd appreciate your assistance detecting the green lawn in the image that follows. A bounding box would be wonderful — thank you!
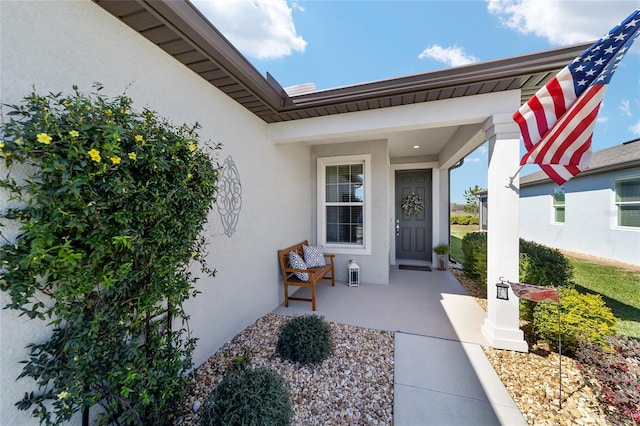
[448,225,640,338]
[450,224,477,264]
[569,257,640,339]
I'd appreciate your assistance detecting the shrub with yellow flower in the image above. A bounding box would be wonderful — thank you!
[37,133,52,145]
[88,149,101,163]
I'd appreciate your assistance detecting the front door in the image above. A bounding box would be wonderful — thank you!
[395,170,432,261]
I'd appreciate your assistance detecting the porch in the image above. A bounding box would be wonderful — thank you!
[273,266,527,425]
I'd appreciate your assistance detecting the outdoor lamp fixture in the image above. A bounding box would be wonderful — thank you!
[496,281,510,300]
[347,260,360,287]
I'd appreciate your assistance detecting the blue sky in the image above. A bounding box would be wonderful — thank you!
[192,0,640,203]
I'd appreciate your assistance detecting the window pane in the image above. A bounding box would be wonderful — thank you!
[326,166,338,184]
[326,205,363,244]
[326,184,338,203]
[555,207,565,223]
[619,205,640,227]
[553,188,565,206]
[616,179,640,203]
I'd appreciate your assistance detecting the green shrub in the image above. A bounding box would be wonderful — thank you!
[450,215,479,225]
[520,239,573,287]
[276,315,333,365]
[200,368,292,426]
[0,86,220,424]
[533,288,618,354]
[461,232,487,283]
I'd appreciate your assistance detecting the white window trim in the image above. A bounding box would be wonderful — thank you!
[614,175,640,230]
[317,154,372,255]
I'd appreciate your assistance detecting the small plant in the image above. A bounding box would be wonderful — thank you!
[276,315,333,365]
[433,244,449,255]
[223,347,253,371]
[533,288,618,354]
[200,367,292,426]
[576,335,640,425]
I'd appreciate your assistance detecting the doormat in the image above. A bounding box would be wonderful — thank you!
[399,265,431,271]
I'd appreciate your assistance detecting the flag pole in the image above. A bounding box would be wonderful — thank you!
[504,165,524,188]
[558,298,562,409]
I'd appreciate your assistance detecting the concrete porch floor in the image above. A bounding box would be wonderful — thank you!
[273,266,527,425]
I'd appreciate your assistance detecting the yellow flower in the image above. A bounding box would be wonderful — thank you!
[134,135,143,142]
[105,109,113,116]
[69,130,79,137]
[0,141,4,149]
[119,320,125,326]
[57,391,69,400]
[88,149,101,163]
[128,152,137,160]
[37,133,52,145]
[188,144,196,152]
[110,156,121,165]
[187,173,193,179]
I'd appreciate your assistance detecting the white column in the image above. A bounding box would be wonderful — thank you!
[480,114,528,352]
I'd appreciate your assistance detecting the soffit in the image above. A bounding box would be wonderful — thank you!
[94,0,591,125]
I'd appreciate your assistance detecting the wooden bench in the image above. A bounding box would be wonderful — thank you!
[277,240,335,311]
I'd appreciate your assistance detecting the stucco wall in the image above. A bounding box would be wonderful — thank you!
[0,1,311,423]
[520,170,640,266]
[311,140,390,285]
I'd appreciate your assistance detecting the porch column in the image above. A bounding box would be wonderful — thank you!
[480,114,528,352]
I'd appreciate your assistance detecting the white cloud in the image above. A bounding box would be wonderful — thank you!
[630,120,640,134]
[418,45,479,67]
[597,116,610,123]
[486,0,640,45]
[191,0,307,60]
[619,99,632,116]
[465,157,482,163]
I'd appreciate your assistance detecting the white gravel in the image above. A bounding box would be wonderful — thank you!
[177,313,394,425]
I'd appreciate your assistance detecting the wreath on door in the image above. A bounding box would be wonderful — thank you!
[401,192,425,216]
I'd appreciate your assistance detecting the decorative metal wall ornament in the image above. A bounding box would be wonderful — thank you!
[401,192,424,216]
[216,155,242,237]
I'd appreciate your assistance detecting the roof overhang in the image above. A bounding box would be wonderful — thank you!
[94,0,592,124]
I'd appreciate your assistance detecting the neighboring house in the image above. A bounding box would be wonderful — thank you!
[1,1,588,422]
[520,139,640,266]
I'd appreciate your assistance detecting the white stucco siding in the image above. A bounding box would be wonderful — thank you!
[520,170,640,266]
[0,1,311,423]
[311,140,390,284]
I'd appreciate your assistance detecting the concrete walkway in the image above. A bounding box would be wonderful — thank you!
[273,266,527,425]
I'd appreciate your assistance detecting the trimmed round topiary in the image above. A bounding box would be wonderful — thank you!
[200,367,292,426]
[533,287,618,354]
[276,315,333,365]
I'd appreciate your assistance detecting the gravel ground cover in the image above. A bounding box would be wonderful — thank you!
[177,313,394,425]
[178,271,613,426]
[453,270,610,426]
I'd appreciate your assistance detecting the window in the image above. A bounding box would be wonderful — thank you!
[615,177,640,228]
[553,187,565,223]
[317,155,371,255]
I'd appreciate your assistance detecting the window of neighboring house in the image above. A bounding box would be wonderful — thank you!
[317,155,371,255]
[615,177,640,228]
[553,187,565,223]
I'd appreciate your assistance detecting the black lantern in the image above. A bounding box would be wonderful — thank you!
[496,282,510,300]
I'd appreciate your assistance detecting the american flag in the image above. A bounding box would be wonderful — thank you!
[514,8,640,185]
[509,282,559,303]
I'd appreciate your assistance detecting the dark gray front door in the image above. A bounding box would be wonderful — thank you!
[395,170,432,261]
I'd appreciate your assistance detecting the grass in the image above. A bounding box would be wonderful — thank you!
[448,225,640,338]
[450,224,477,264]
[568,257,640,339]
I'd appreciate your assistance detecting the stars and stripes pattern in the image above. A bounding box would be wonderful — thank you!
[514,8,640,185]
[509,282,559,303]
